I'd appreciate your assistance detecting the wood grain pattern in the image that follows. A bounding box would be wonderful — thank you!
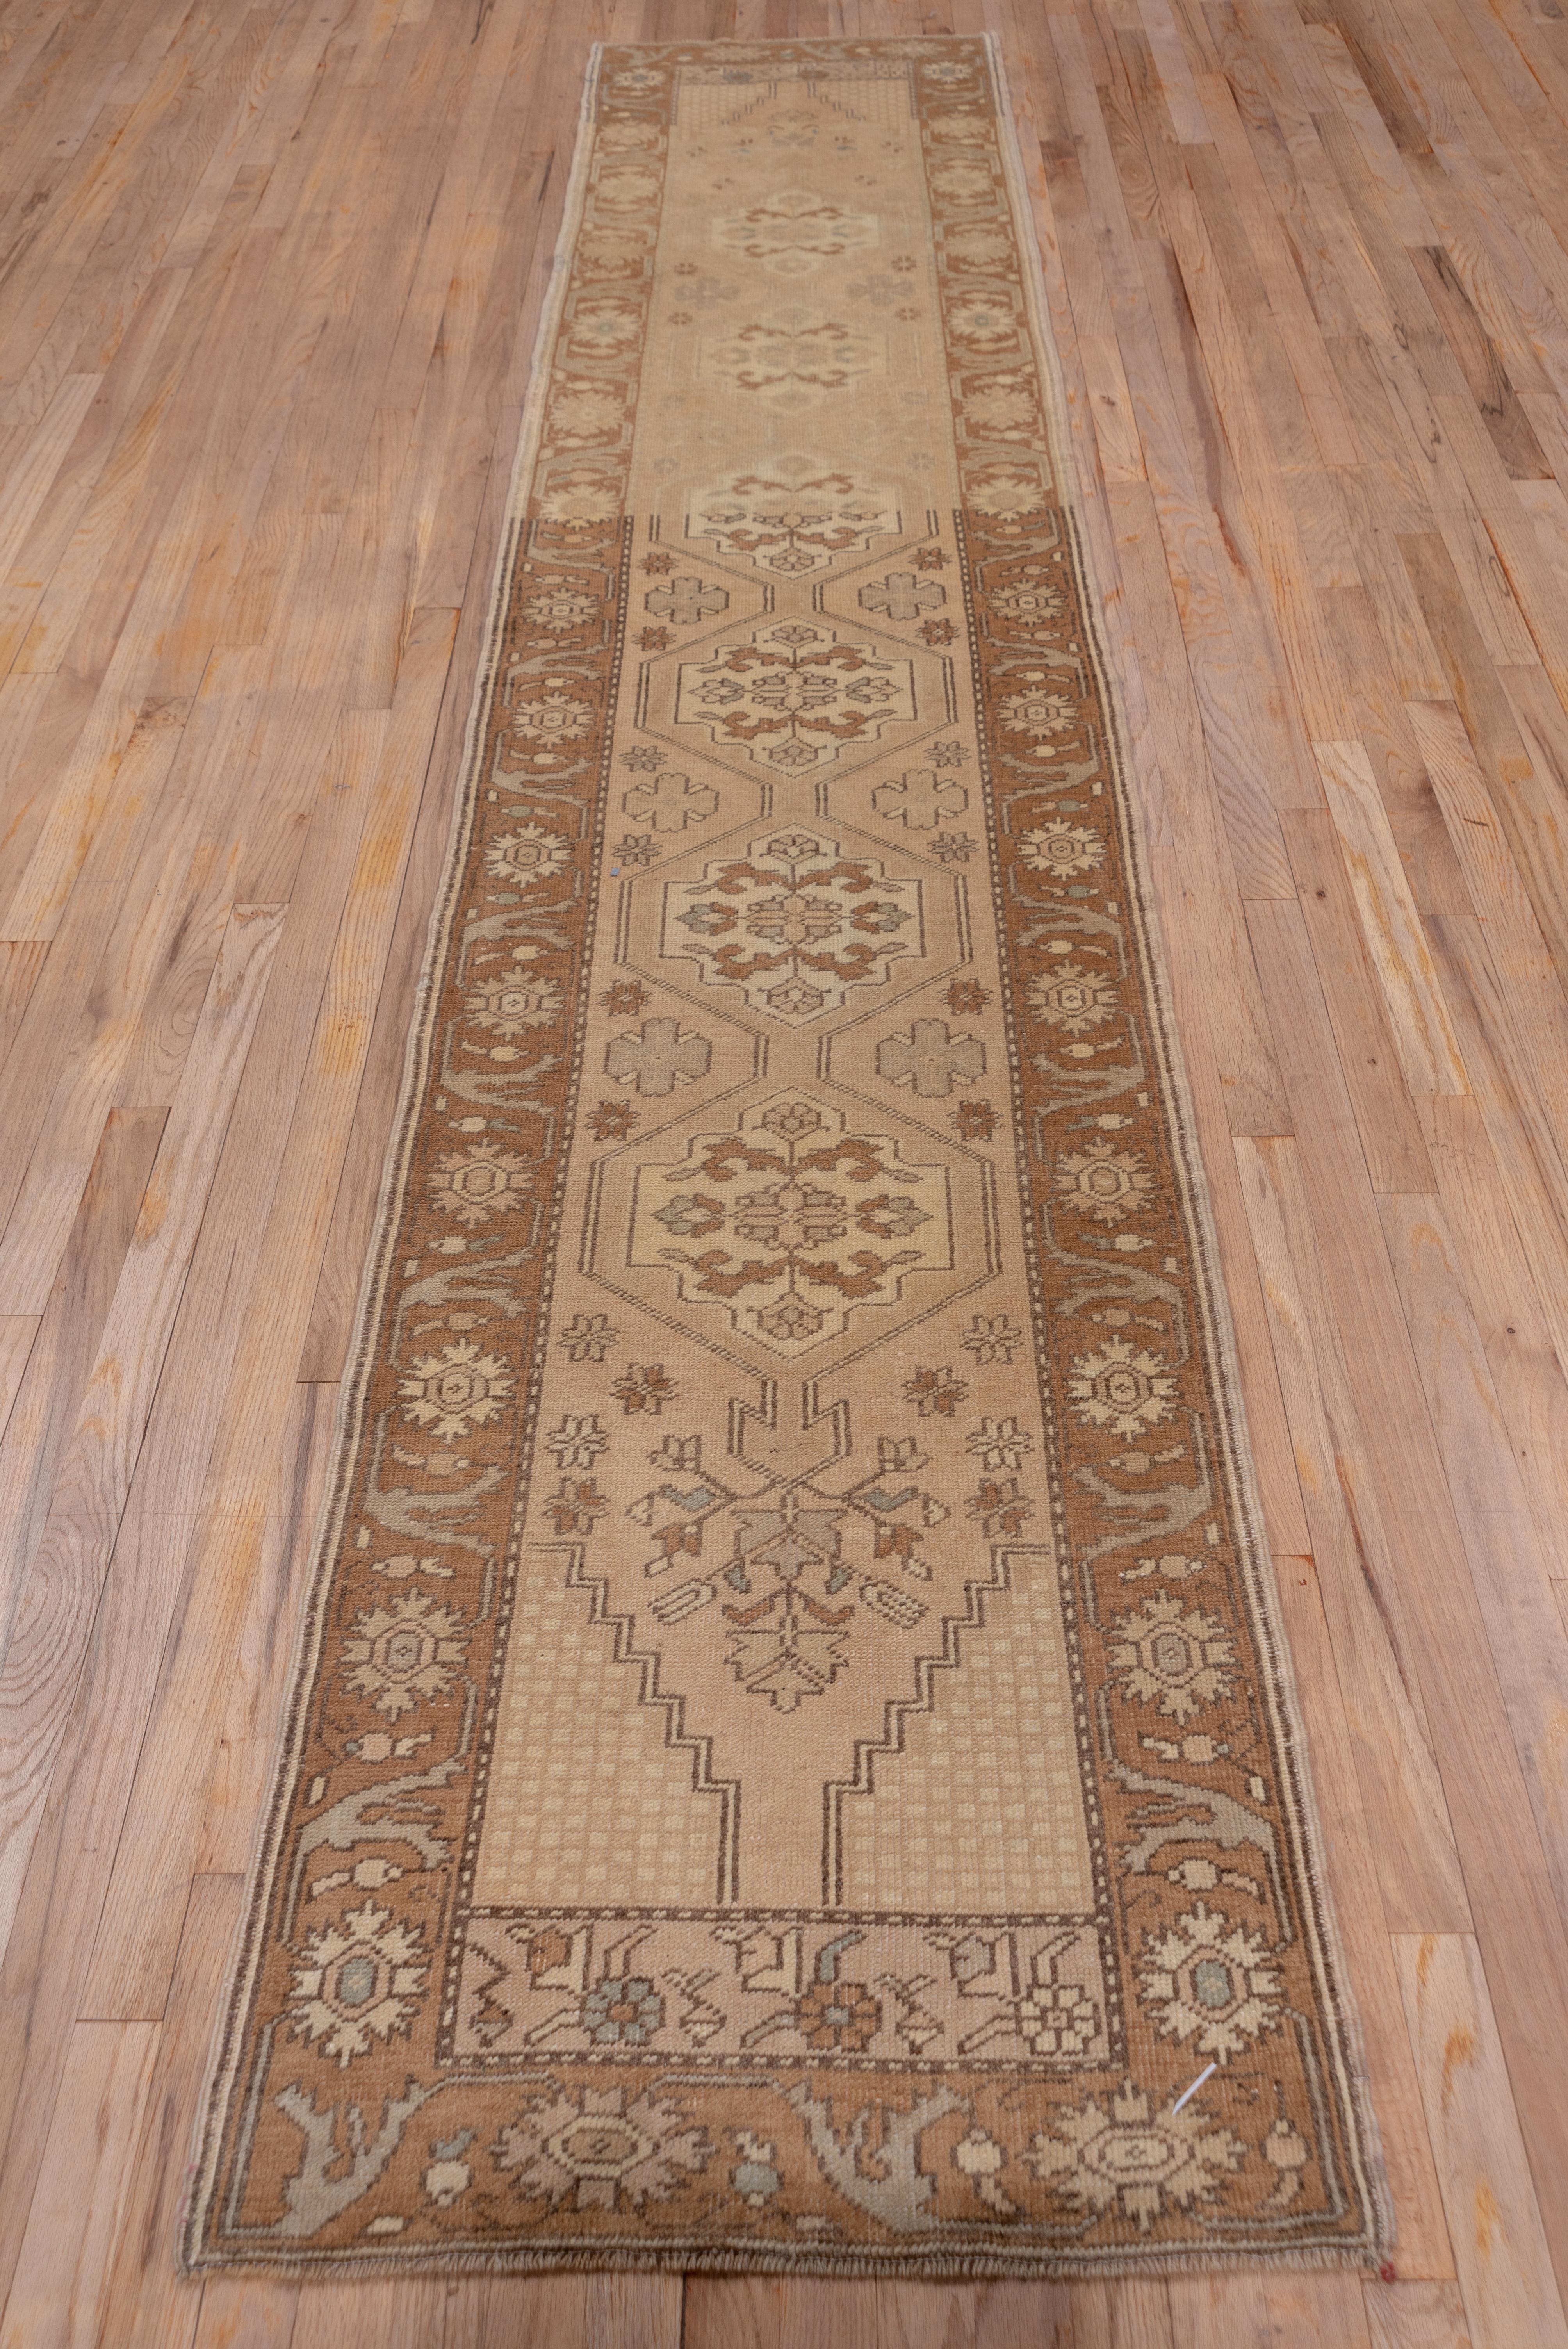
[1,0,1566,2336]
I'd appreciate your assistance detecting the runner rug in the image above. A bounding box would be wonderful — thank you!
[188,35,1387,2281]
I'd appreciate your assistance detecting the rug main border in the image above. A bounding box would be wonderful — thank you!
[182,35,1393,2279]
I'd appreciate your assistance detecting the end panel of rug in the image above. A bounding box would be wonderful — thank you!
[186,34,1390,2281]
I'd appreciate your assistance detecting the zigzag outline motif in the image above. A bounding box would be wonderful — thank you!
[820,1541,1028,1907]
[556,1537,744,1904]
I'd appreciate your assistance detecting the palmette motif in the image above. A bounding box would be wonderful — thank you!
[187,36,1387,2279]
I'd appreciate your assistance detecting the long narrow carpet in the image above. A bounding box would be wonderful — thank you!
[187,35,1388,2280]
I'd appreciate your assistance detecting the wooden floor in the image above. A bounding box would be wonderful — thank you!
[2,0,1568,2336]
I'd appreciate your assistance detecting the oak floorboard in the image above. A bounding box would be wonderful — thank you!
[0,2018,160,2349]
[0,1106,164,1651]
[0,901,282,1960]
[191,2275,300,2349]
[1361,2279,1472,2349]
[1232,1137,1470,1932]
[1395,1936,1568,2348]
[1377,1189,1568,1932]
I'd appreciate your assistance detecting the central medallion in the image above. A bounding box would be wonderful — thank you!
[624,1093,955,1358]
[661,830,923,1023]
[674,621,916,771]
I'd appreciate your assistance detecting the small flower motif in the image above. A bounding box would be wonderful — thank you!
[1026,2078,1245,2233]
[990,571,1066,634]
[966,1415,1033,1470]
[948,292,1018,347]
[966,463,1046,520]
[465,963,566,1037]
[611,1363,677,1415]
[636,625,673,651]
[952,2126,1015,2214]
[581,1975,663,2046]
[522,587,598,633]
[1263,2117,1311,2205]
[549,387,624,443]
[506,687,595,745]
[612,832,659,868]
[966,1476,1033,1536]
[493,2087,709,2213]
[1067,1338,1177,1437]
[931,738,969,766]
[964,378,1037,437]
[538,477,619,530]
[946,978,991,1014]
[601,979,649,1016]
[544,1413,609,1470]
[428,1145,533,1225]
[558,1313,618,1361]
[731,2131,781,2209]
[621,743,667,771]
[1108,1592,1235,1721]
[1139,1903,1284,2060]
[641,551,675,573]
[953,1100,998,1141]
[931,831,976,864]
[1019,820,1105,878]
[904,1365,967,1417]
[1028,960,1119,1034]
[962,1312,1023,1365]
[543,1476,608,1535]
[399,1342,515,1440]
[341,1592,468,1719]
[1000,681,1077,739]
[1054,1140,1155,1225]
[485,823,573,888]
[287,1902,426,2067]
[424,2130,474,2208]
[914,544,949,569]
[1017,1978,1100,2055]
[586,1098,639,1141]
[796,1978,881,2051]
[919,617,955,646]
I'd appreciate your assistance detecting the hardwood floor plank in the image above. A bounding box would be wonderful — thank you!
[1395,1935,1568,2347]
[1425,913,1568,1383]
[190,1378,335,1878]
[0,2017,159,2349]
[0,1107,164,1650]
[1377,1189,1568,1931]
[0,1319,37,1453]
[1361,2279,1472,2349]
[1399,529,1568,1002]
[1245,898,1568,2268]
[192,2274,300,2349]
[1279,807,1435,1191]
[91,1874,240,2349]
[0,900,282,1959]
[1418,1092,1568,1578]
[87,614,454,2015]
[0,942,46,1071]
[1313,737,1469,1096]
[684,2279,881,2348]
[1107,475,1292,1131]
[1233,1136,1470,1930]
[1070,2279,1173,2347]
[1262,1545,1454,2272]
